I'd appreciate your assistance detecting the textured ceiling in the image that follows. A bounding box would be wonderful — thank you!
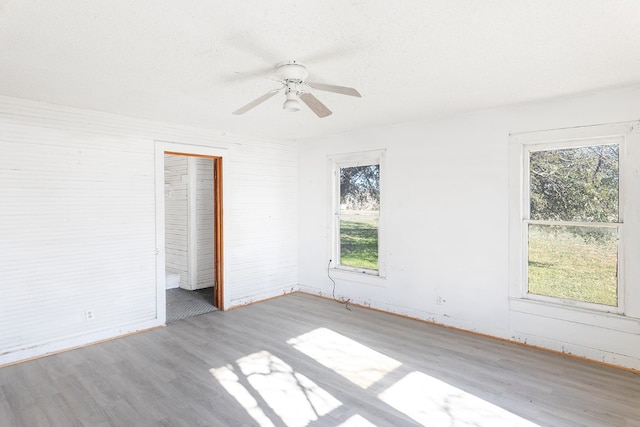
[1,1,639,140]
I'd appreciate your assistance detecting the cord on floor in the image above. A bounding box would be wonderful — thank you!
[328,259,351,311]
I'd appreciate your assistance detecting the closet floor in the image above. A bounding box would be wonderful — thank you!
[166,287,216,323]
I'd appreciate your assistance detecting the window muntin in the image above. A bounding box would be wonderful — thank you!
[338,164,380,272]
[525,142,621,307]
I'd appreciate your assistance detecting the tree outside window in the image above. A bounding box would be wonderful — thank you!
[527,143,620,306]
[338,164,380,272]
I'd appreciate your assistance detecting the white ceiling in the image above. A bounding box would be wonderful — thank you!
[1,1,639,140]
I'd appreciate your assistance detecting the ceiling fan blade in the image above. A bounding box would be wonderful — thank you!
[232,89,280,115]
[300,93,332,118]
[307,82,361,97]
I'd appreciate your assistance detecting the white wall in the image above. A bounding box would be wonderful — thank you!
[0,96,297,365]
[297,85,640,370]
[3,85,638,369]
[164,154,189,287]
[194,157,215,290]
[163,155,215,291]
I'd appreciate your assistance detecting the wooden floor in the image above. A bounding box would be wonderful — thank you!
[1,293,639,426]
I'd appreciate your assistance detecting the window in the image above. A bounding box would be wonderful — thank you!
[524,139,622,309]
[330,151,385,276]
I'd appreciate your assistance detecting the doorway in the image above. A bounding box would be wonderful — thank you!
[163,151,223,322]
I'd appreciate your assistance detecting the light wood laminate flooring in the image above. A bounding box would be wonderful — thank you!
[1,293,639,426]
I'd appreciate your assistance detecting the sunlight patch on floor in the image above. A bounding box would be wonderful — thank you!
[336,414,379,426]
[236,350,342,427]
[378,371,540,427]
[210,364,275,427]
[288,327,402,389]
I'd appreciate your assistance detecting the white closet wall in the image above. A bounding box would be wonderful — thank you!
[194,157,215,290]
[164,155,189,287]
[164,155,215,291]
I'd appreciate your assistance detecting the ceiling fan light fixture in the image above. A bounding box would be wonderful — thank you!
[283,98,301,112]
[283,87,300,112]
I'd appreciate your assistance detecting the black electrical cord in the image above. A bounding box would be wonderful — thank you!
[328,259,351,311]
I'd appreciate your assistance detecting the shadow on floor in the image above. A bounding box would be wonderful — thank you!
[166,287,217,323]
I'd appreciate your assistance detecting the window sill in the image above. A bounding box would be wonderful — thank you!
[509,297,640,332]
[523,292,623,315]
[330,267,387,287]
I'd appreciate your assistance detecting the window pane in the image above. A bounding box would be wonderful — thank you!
[528,223,618,306]
[339,164,379,270]
[340,165,380,212]
[529,145,618,222]
[340,215,378,270]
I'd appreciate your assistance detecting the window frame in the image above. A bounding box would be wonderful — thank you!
[522,138,624,313]
[509,121,640,316]
[329,150,386,277]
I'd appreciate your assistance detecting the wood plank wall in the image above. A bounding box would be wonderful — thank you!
[164,154,189,287]
[0,96,298,365]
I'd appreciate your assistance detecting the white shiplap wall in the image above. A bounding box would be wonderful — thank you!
[0,96,297,365]
[0,125,157,352]
[215,135,298,305]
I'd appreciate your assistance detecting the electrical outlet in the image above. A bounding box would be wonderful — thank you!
[85,309,94,321]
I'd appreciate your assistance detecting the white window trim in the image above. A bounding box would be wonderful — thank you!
[509,121,640,317]
[328,149,386,278]
[524,137,624,313]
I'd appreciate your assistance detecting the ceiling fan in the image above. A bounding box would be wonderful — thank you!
[232,61,361,118]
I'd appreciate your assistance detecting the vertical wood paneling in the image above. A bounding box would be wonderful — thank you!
[164,155,188,288]
[0,96,298,365]
[163,155,214,291]
[195,157,214,290]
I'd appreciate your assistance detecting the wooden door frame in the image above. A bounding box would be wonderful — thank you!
[155,142,225,323]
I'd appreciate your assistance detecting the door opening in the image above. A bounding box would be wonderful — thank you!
[163,152,223,322]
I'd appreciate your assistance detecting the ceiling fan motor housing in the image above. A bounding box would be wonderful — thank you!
[277,62,308,82]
